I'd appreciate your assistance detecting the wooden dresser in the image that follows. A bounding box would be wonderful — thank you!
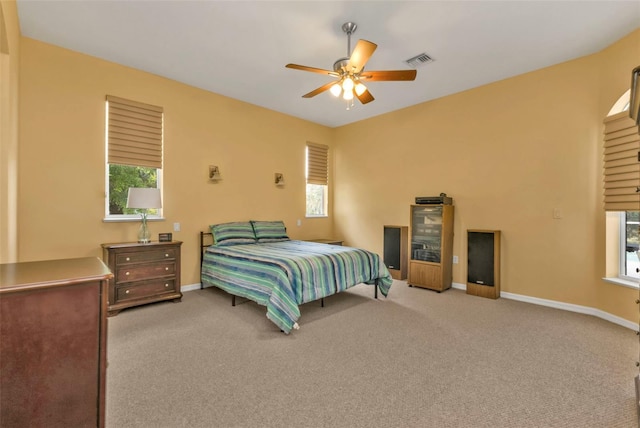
[0,257,112,428]
[102,241,182,316]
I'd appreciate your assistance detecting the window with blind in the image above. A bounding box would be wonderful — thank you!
[306,142,328,217]
[603,110,639,211]
[105,95,164,218]
[603,96,640,283]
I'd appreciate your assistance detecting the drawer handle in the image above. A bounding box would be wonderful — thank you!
[165,253,169,257]
[125,290,130,294]
[126,257,130,261]
[165,267,169,271]
[125,271,130,276]
[165,283,169,287]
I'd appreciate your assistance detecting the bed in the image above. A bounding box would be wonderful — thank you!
[200,221,393,333]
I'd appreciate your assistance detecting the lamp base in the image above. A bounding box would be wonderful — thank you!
[138,219,151,244]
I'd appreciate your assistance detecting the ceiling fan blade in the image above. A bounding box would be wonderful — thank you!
[302,81,338,98]
[359,70,417,81]
[286,64,339,77]
[356,88,375,105]
[348,40,377,74]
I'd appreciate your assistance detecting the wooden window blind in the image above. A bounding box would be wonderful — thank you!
[107,95,163,169]
[603,110,640,211]
[306,142,328,186]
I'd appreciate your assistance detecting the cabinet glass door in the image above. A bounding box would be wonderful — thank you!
[411,205,443,263]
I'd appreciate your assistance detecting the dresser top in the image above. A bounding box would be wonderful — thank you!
[0,257,113,294]
[101,241,182,249]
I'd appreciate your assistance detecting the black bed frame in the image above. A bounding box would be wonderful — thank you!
[199,231,379,309]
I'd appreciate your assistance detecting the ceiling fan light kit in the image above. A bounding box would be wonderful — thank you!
[286,22,417,109]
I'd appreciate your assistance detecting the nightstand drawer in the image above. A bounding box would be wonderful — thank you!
[117,279,176,302]
[116,248,176,265]
[115,261,175,283]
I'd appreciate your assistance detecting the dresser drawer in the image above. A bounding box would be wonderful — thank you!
[116,248,176,265]
[115,261,175,283]
[116,279,176,302]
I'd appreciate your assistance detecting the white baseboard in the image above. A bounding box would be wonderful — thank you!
[181,283,204,292]
[451,282,466,291]
[183,281,637,331]
[453,282,636,330]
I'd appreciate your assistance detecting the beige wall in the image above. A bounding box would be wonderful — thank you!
[0,0,20,263]
[17,38,334,284]
[334,29,640,322]
[9,21,640,323]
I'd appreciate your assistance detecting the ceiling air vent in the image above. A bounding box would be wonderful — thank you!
[405,53,433,68]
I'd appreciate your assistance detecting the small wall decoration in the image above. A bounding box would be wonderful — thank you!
[274,173,285,186]
[209,165,221,181]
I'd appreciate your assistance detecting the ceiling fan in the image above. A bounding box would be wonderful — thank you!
[286,22,417,107]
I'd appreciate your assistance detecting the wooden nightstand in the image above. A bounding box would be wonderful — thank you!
[101,241,182,316]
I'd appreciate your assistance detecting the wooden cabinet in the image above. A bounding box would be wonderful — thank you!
[408,204,454,292]
[102,241,182,315]
[0,257,112,428]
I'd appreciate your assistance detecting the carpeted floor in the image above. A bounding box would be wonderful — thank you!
[106,281,638,427]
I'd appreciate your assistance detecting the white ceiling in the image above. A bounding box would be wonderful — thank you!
[15,1,640,128]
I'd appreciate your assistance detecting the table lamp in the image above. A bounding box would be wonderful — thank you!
[126,188,162,243]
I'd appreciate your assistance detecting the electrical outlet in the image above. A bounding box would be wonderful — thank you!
[453,255,459,264]
[553,208,563,219]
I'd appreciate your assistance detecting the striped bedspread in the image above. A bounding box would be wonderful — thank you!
[201,240,393,333]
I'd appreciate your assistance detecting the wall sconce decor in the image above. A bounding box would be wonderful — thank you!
[209,165,221,181]
[274,173,285,186]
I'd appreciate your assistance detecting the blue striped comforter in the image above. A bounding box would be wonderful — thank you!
[201,240,393,333]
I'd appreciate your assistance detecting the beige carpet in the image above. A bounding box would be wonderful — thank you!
[106,281,637,427]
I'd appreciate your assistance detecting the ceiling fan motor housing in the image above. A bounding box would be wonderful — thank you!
[333,58,351,73]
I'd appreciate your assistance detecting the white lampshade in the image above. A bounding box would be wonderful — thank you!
[343,89,354,101]
[126,188,162,209]
[342,77,354,92]
[330,83,342,97]
[355,82,367,96]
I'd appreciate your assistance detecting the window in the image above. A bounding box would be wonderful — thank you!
[622,211,640,280]
[603,90,639,284]
[306,142,328,217]
[105,95,163,219]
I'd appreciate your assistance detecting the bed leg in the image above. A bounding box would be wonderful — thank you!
[321,297,324,308]
[375,280,379,299]
[232,295,236,307]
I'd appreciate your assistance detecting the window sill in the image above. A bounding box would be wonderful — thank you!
[602,277,639,290]
[103,217,165,223]
[305,215,328,219]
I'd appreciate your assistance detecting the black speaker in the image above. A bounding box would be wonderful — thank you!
[383,226,408,280]
[467,230,501,299]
